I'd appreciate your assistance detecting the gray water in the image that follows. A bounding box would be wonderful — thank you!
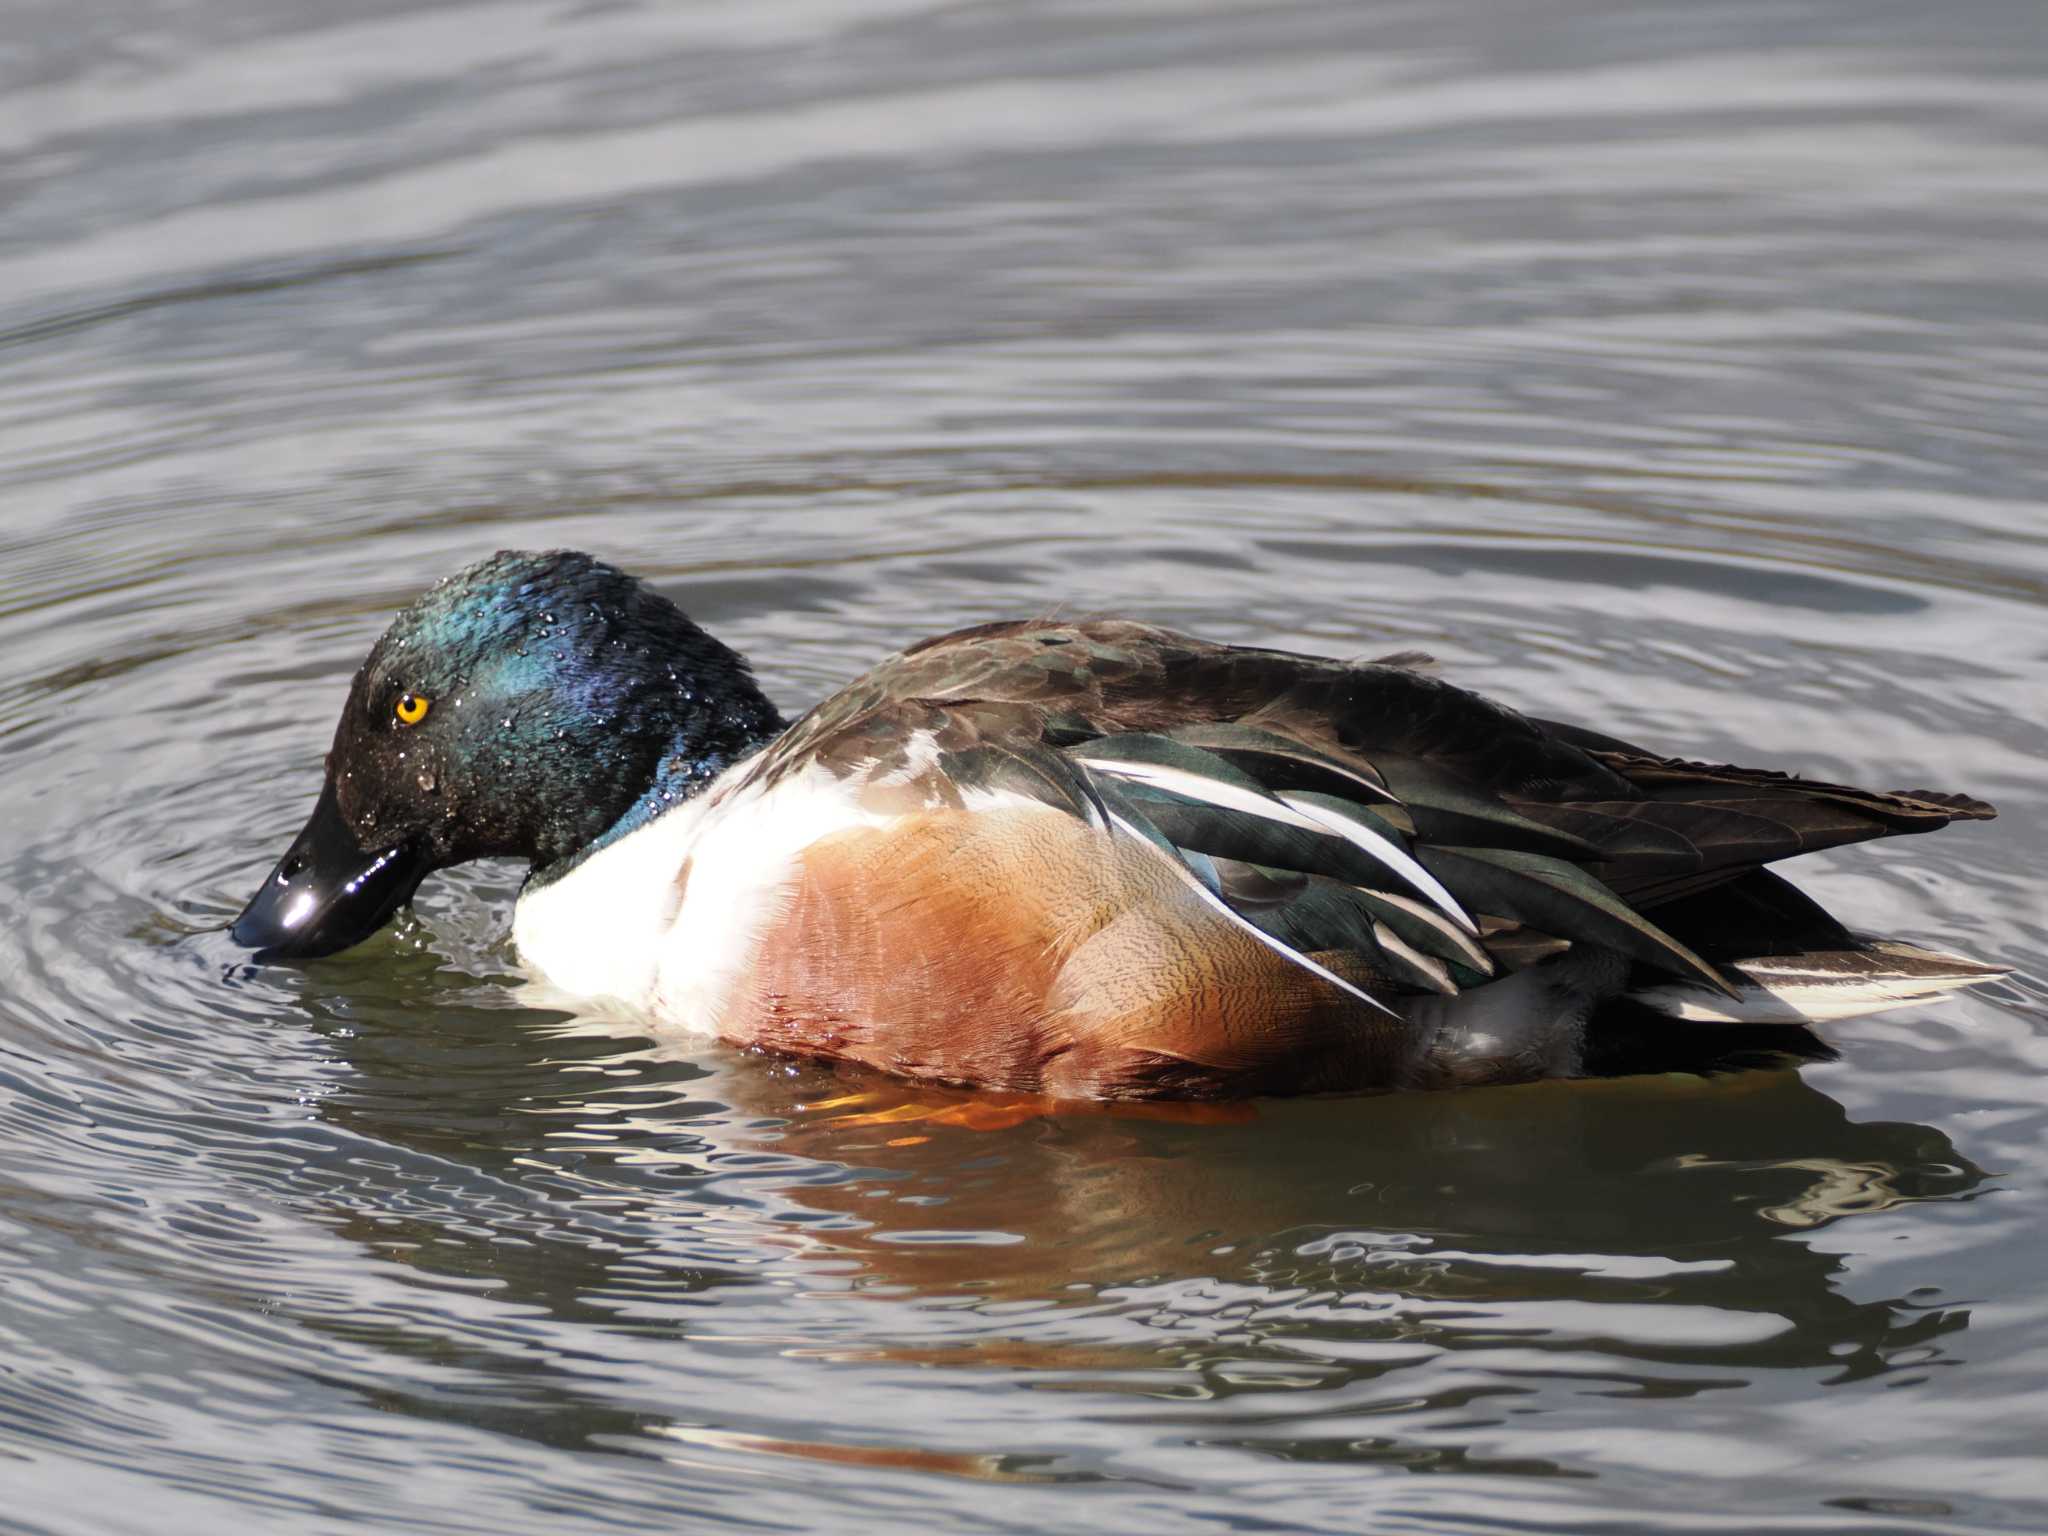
[3,1,2046,1531]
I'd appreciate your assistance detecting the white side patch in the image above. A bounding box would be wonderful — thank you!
[647,763,1069,1036]
[648,762,902,1035]
[516,749,1111,1037]
[512,751,896,1032]
[511,789,716,1010]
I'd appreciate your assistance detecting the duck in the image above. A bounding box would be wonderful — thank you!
[231,548,2005,1100]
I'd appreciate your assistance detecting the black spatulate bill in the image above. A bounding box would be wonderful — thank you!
[231,781,432,960]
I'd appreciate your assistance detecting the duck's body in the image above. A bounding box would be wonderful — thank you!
[233,552,2003,1099]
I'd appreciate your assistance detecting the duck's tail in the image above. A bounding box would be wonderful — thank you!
[1627,939,2008,1025]
[1579,933,2004,1079]
[1584,856,2008,1029]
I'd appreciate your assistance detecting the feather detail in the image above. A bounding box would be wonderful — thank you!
[1084,771,1475,943]
[1099,808,1400,1018]
[1372,920,1457,995]
[938,741,1107,826]
[1075,754,1325,826]
[1069,732,1475,933]
[1630,941,2009,1023]
[1082,773,1223,897]
[1151,722,1402,806]
[1273,790,1477,934]
[1367,649,1439,672]
[1346,885,1496,979]
[1370,755,1607,859]
[1481,925,1574,971]
[1419,845,1737,996]
[1224,873,1456,996]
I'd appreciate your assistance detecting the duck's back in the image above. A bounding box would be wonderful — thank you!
[530,619,2000,1098]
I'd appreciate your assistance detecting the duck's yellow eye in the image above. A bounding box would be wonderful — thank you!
[394,692,431,726]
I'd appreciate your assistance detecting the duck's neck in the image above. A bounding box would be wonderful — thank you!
[527,694,786,890]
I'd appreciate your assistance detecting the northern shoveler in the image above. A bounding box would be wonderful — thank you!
[231,549,2004,1098]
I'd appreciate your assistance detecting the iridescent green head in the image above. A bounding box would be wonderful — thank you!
[232,550,783,959]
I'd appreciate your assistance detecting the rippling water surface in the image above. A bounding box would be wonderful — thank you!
[3,2,2045,1531]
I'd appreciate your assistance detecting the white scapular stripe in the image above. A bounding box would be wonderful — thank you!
[1372,920,1455,994]
[1276,791,1477,937]
[1105,809,1399,1019]
[1355,887,1494,975]
[1249,749,1402,804]
[1073,756,1478,936]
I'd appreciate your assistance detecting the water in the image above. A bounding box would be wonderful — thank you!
[2,1,2045,1530]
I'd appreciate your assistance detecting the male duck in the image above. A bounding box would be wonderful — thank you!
[233,549,2003,1099]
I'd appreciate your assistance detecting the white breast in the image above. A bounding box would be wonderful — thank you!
[509,754,900,1033]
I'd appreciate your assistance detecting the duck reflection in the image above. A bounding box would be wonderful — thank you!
[291,968,1981,1402]
[728,1061,1976,1383]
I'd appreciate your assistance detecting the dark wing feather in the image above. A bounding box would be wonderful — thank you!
[1367,754,1606,859]
[1418,846,1733,995]
[1221,870,1457,995]
[1147,722,1400,803]
[1515,748,1996,905]
[1634,868,1856,960]
[1114,787,1416,904]
[935,741,1105,826]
